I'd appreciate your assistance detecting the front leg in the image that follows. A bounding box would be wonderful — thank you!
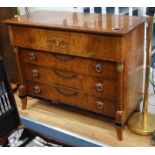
[18,85,27,110]
[115,111,124,141]
[115,123,124,141]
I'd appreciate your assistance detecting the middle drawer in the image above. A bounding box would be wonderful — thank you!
[19,48,117,79]
[22,63,117,100]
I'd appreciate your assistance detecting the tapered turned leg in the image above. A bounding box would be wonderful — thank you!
[115,111,124,141]
[18,85,27,110]
[10,83,20,93]
[116,125,123,141]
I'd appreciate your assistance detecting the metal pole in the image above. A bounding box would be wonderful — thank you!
[128,7,155,135]
[143,15,154,123]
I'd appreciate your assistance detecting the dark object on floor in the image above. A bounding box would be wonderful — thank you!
[151,130,155,145]
[0,58,72,147]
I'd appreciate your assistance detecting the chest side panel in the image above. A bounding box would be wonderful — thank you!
[122,23,145,118]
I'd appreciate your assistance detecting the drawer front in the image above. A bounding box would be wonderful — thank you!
[19,49,117,80]
[25,81,117,117]
[22,63,117,100]
[12,26,121,61]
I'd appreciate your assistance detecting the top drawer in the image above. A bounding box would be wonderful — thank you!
[10,26,121,62]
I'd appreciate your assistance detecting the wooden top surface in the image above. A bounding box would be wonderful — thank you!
[4,11,146,36]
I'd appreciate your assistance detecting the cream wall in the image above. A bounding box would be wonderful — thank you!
[18,7,83,15]
[19,7,146,16]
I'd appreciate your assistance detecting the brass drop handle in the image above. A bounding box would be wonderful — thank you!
[32,69,39,77]
[96,101,104,109]
[34,86,41,94]
[29,52,36,61]
[95,82,104,92]
[95,63,102,73]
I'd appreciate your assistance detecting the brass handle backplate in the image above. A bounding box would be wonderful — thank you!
[48,39,61,46]
[95,82,104,92]
[53,70,76,80]
[32,69,39,77]
[48,39,68,48]
[95,63,103,73]
[55,87,78,96]
[96,101,104,109]
[34,86,41,94]
[29,52,36,61]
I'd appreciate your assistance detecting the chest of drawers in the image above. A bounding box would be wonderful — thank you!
[5,11,146,140]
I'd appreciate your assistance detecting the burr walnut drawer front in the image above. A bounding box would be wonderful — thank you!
[22,63,117,99]
[12,26,121,61]
[19,49,117,80]
[25,81,117,117]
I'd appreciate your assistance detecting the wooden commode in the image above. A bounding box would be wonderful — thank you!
[4,11,146,140]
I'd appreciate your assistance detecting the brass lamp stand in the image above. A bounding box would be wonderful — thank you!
[128,7,155,135]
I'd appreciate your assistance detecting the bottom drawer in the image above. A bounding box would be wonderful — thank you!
[25,81,117,117]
